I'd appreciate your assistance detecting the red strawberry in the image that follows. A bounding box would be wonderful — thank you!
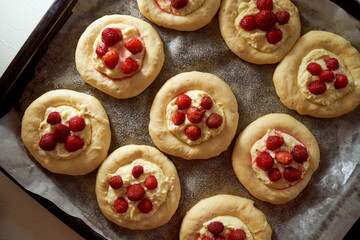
[65,135,84,152]
[201,96,213,110]
[200,236,211,240]
[207,221,224,235]
[46,112,61,125]
[114,197,128,213]
[39,133,56,151]
[213,236,225,240]
[132,165,144,178]
[172,112,186,125]
[171,0,188,9]
[307,62,322,75]
[308,80,326,95]
[227,229,246,240]
[125,38,143,55]
[53,123,70,143]
[121,58,138,74]
[95,42,108,57]
[325,58,339,70]
[206,113,223,129]
[176,94,191,109]
[185,125,201,141]
[268,168,282,182]
[108,175,123,189]
[283,166,302,181]
[291,145,308,163]
[127,184,145,201]
[186,106,206,124]
[138,198,153,213]
[319,70,334,82]
[102,50,119,69]
[275,151,293,165]
[256,0,273,10]
[240,15,257,31]
[266,135,284,150]
[145,175,158,190]
[276,11,290,25]
[101,27,122,47]
[334,74,348,89]
[256,151,274,170]
[266,27,282,44]
[69,116,86,132]
[255,10,276,31]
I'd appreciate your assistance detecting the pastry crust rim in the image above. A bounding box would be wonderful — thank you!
[232,113,320,204]
[21,89,111,175]
[179,194,272,240]
[149,71,239,160]
[95,145,181,230]
[75,14,165,99]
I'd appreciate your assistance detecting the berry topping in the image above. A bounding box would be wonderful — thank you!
[266,135,284,150]
[307,62,322,75]
[256,151,274,170]
[108,175,123,189]
[114,197,128,213]
[266,27,282,44]
[138,198,153,213]
[121,58,139,74]
[124,38,143,55]
[127,184,145,201]
[283,166,302,181]
[102,50,119,69]
[308,80,326,95]
[101,27,122,47]
[95,42,108,57]
[200,237,211,240]
[171,0,188,9]
[65,135,84,152]
[276,11,290,25]
[206,113,223,129]
[256,0,273,10]
[334,74,348,89]
[228,229,247,240]
[275,151,293,165]
[145,175,158,190]
[325,58,339,71]
[46,112,61,125]
[201,96,213,110]
[291,145,308,163]
[185,125,201,141]
[69,116,86,132]
[240,15,257,31]
[207,221,224,235]
[213,236,225,240]
[53,123,71,143]
[172,112,186,125]
[268,168,282,182]
[186,106,206,124]
[176,94,191,110]
[319,70,334,82]
[255,10,277,31]
[39,133,56,151]
[132,165,144,178]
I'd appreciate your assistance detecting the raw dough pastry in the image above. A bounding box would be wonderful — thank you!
[75,15,164,99]
[95,145,181,230]
[232,113,320,204]
[21,89,111,175]
[219,0,300,64]
[137,0,220,31]
[179,194,272,240]
[149,71,239,160]
[273,31,360,118]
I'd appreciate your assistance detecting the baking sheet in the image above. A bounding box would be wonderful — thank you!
[1,0,360,239]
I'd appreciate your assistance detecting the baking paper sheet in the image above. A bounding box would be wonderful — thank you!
[1,0,360,239]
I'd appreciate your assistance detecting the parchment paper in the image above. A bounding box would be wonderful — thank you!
[1,0,359,239]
